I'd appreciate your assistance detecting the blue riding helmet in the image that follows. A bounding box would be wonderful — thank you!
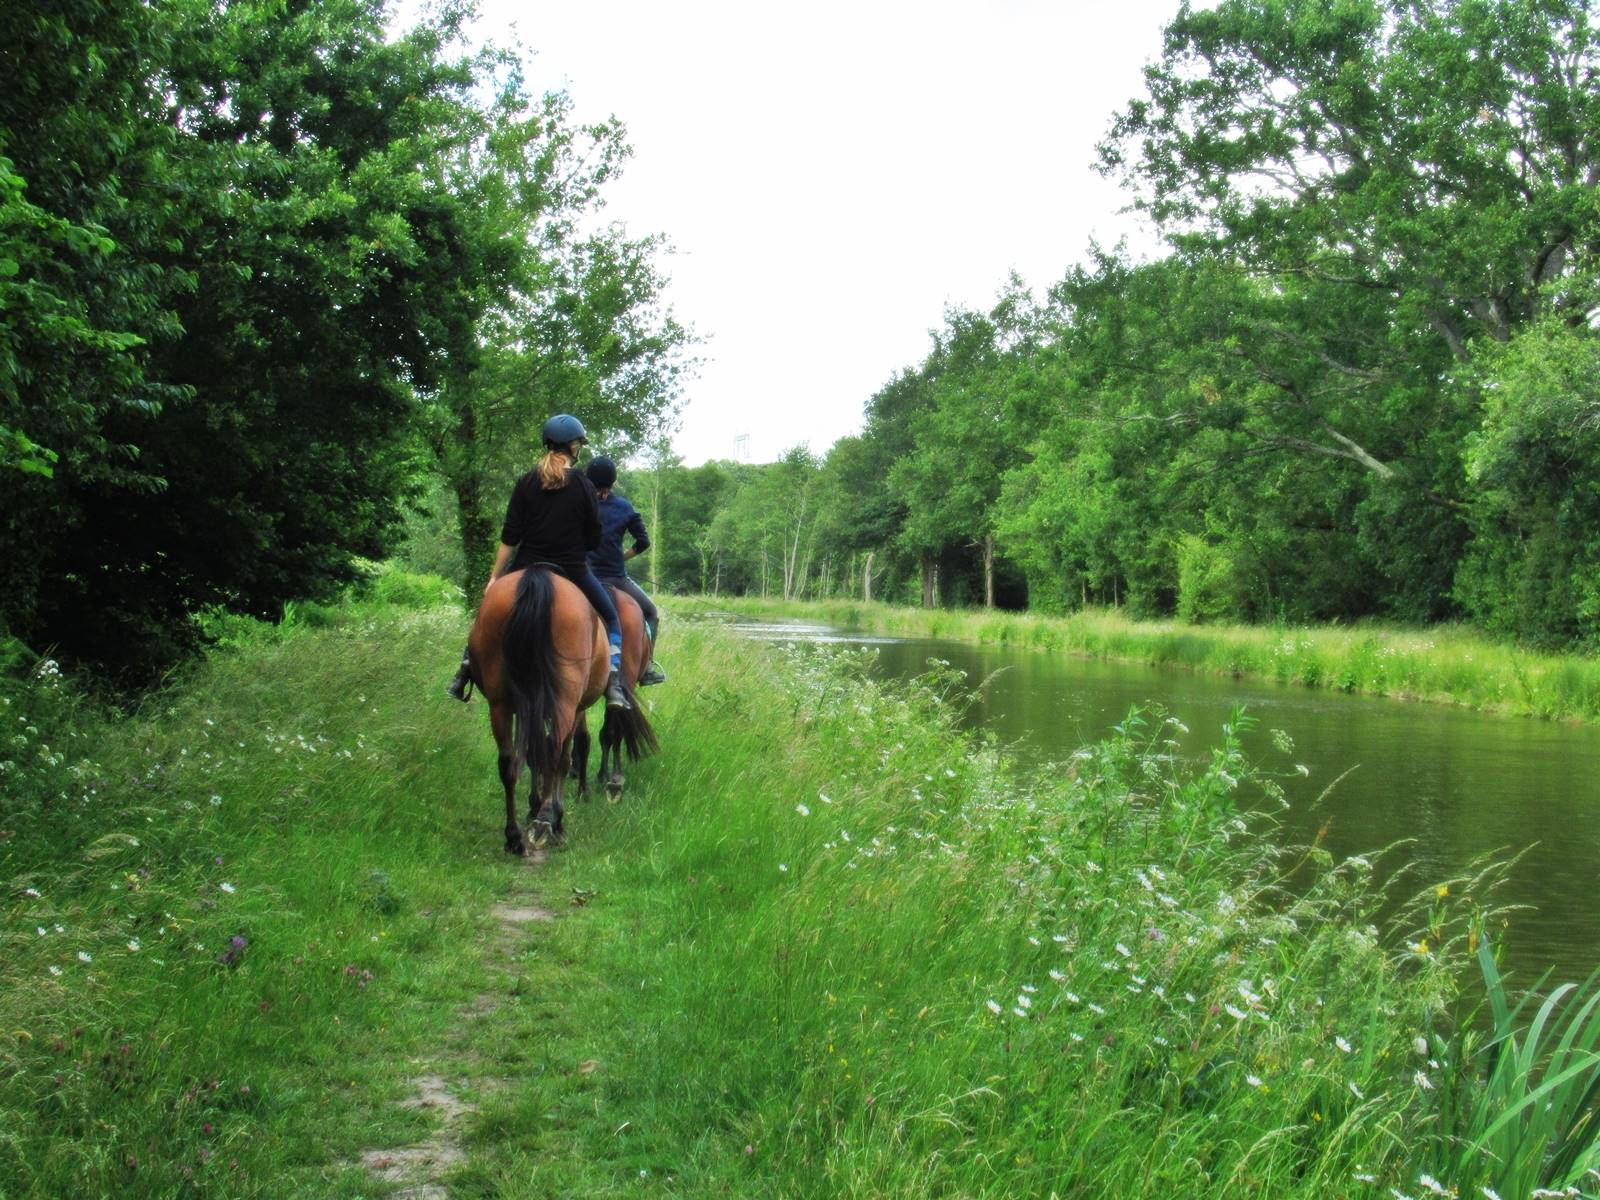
[541,413,587,448]
[587,456,618,489]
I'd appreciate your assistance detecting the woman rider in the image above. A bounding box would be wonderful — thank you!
[446,414,630,711]
[585,456,666,686]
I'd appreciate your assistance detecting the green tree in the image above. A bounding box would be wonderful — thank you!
[1455,311,1600,644]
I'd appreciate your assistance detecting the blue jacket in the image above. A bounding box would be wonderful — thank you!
[589,493,650,579]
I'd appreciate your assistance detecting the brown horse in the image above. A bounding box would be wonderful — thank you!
[572,585,656,802]
[468,567,657,854]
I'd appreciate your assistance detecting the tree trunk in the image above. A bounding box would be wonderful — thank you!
[450,473,493,602]
[920,553,934,607]
[982,533,995,609]
[933,561,941,607]
[863,551,876,603]
[648,467,662,594]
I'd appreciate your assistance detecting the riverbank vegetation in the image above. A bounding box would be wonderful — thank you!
[5,581,1600,1196]
[673,595,1600,724]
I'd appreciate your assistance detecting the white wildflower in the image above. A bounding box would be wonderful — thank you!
[1417,1176,1448,1196]
[794,803,810,817]
[1015,994,1032,1010]
[1413,1071,1433,1091]
[48,965,62,977]
[77,951,91,963]
[985,999,1002,1015]
[1413,1036,1429,1056]
[778,863,788,873]
[1114,942,1131,958]
[127,939,141,952]
[1336,1036,1353,1053]
[1245,1074,1263,1088]
[219,881,236,894]
[1049,969,1066,982]
[1225,1004,1247,1020]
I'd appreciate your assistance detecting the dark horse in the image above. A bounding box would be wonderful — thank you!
[571,584,657,802]
[467,567,657,854]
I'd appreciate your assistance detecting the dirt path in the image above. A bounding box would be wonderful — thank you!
[358,853,559,1197]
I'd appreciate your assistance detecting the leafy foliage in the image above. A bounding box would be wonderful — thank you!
[0,0,689,679]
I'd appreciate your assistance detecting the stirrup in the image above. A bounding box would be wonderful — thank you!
[446,664,472,702]
[638,661,667,686]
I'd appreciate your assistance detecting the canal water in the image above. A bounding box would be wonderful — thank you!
[734,620,1600,986]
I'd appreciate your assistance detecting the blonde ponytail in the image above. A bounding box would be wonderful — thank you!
[537,449,570,490]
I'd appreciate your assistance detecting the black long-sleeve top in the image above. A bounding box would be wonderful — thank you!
[500,467,602,577]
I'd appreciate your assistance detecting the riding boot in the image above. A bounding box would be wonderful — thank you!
[638,660,667,686]
[604,669,632,711]
[445,658,472,702]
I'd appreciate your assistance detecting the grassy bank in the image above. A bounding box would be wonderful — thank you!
[4,584,1596,1197]
[670,594,1600,723]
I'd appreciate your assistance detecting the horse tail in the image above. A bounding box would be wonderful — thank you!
[502,568,562,781]
[606,686,660,761]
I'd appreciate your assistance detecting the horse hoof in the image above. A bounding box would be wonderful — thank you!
[530,820,553,849]
[605,776,624,804]
[505,836,525,857]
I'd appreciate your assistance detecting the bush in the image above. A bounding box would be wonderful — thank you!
[1175,534,1252,624]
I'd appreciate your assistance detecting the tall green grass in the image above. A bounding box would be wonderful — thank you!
[673,594,1600,723]
[1,597,509,1196]
[4,578,1598,1197]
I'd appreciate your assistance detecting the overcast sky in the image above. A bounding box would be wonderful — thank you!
[468,0,1180,464]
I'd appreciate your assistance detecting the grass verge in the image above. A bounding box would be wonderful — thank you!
[3,585,1594,1197]
[668,594,1600,723]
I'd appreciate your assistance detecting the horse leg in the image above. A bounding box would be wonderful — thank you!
[600,710,625,803]
[529,738,573,848]
[491,703,524,856]
[572,717,591,800]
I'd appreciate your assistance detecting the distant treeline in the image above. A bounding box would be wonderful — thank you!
[1,0,689,681]
[591,1,1600,650]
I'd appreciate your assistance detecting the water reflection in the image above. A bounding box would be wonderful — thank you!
[738,619,1600,985]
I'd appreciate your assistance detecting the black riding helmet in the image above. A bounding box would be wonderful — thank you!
[541,413,587,448]
[587,456,617,489]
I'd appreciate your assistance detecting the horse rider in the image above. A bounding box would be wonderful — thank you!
[446,414,630,710]
[585,456,666,686]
